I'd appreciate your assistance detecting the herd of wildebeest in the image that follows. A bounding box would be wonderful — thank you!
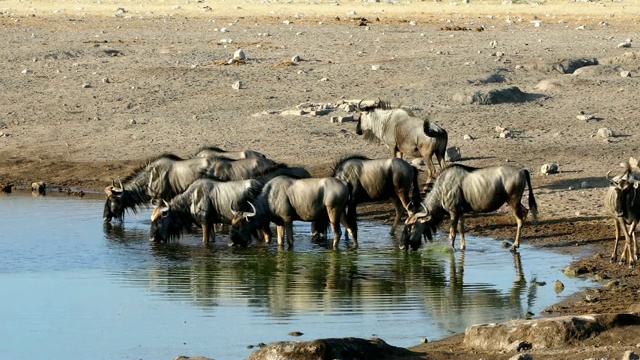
[97,100,639,267]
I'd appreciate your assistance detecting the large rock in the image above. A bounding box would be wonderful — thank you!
[453,86,531,105]
[464,313,640,351]
[246,337,422,360]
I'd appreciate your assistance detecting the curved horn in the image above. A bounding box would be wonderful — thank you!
[421,203,427,213]
[160,199,170,212]
[230,204,239,217]
[606,169,615,180]
[246,201,257,218]
[119,179,124,189]
[358,99,365,111]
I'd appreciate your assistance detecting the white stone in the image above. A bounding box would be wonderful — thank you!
[576,114,594,121]
[618,41,632,48]
[621,70,631,77]
[463,134,473,140]
[541,163,559,175]
[232,81,242,90]
[371,65,382,70]
[499,130,513,138]
[597,127,614,138]
[291,54,301,62]
[233,49,246,60]
[21,69,31,74]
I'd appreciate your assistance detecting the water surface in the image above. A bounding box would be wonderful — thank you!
[0,193,587,360]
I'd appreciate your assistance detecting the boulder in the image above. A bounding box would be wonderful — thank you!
[445,146,461,162]
[246,337,422,360]
[464,313,640,351]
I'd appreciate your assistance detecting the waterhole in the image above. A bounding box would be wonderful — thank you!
[0,193,587,360]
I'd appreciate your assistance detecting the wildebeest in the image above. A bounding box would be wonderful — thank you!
[193,146,267,160]
[401,164,538,251]
[150,178,264,245]
[605,159,640,266]
[104,153,212,222]
[205,156,278,182]
[229,176,358,249]
[331,155,421,234]
[0,183,13,193]
[354,100,448,182]
[31,181,46,195]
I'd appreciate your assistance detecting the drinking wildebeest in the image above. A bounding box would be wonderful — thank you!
[150,178,264,245]
[605,158,640,266]
[331,155,422,234]
[206,156,278,182]
[193,146,267,160]
[354,100,448,182]
[401,164,538,251]
[104,153,212,222]
[229,176,358,249]
[31,181,46,195]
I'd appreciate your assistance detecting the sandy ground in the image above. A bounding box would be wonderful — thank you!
[1,0,640,358]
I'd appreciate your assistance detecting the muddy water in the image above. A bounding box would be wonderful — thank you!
[0,193,586,360]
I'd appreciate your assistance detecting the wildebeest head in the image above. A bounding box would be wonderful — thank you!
[229,201,268,246]
[400,205,436,250]
[103,179,125,222]
[607,160,640,217]
[149,199,183,242]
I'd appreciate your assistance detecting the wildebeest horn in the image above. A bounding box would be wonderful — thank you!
[160,199,170,212]
[246,201,257,218]
[421,203,427,213]
[606,169,615,180]
[230,204,239,217]
[358,99,365,111]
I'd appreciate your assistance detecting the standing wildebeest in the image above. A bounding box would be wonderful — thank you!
[401,164,538,251]
[332,155,422,234]
[104,154,212,222]
[205,156,278,182]
[229,176,358,249]
[354,100,448,182]
[150,178,264,245]
[605,159,640,266]
[193,146,267,160]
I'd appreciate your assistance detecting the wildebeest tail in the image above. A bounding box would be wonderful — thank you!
[410,166,422,212]
[524,169,538,222]
[424,120,448,168]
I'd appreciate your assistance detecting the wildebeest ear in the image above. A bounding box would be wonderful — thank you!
[634,181,640,189]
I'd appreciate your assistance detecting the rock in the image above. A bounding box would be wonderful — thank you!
[420,337,428,344]
[233,49,246,61]
[171,357,214,360]
[246,337,418,360]
[31,181,46,194]
[371,65,382,70]
[288,331,303,337]
[464,314,640,351]
[445,146,461,162]
[576,114,594,121]
[291,54,301,62]
[463,134,473,140]
[621,70,631,77]
[280,109,307,116]
[628,303,640,313]
[499,130,513,138]
[454,86,530,105]
[554,280,565,293]
[82,83,92,88]
[623,350,640,360]
[597,127,614,138]
[338,115,354,123]
[618,41,632,48]
[509,354,533,360]
[541,163,559,175]
[102,77,110,83]
[232,81,242,90]
[489,40,498,48]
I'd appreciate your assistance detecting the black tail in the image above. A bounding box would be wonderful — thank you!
[424,120,448,169]
[524,170,538,221]
[345,181,358,238]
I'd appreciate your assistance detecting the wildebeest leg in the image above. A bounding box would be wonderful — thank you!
[611,218,621,263]
[618,218,633,266]
[285,222,294,249]
[276,225,285,247]
[389,197,405,234]
[510,201,528,251]
[449,212,459,250]
[625,221,637,267]
[457,216,466,250]
[202,224,213,243]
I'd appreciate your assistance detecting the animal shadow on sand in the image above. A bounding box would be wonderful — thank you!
[539,176,610,190]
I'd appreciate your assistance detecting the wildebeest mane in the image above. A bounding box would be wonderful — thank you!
[192,145,226,157]
[444,163,479,173]
[121,153,185,184]
[331,154,371,177]
[254,163,311,180]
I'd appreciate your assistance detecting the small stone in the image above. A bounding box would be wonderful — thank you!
[130,119,137,124]
[495,125,507,132]
[102,77,110,83]
[420,337,428,344]
[234,49,246,61]
[371,65,382,70]
[597,127,614,138]
[463,134,473,140]
[288,331,303,337]
[617,41,632,48]
[509,354,533,360]
[445,146,461,162]
[220,27,229,33]
[541,163,559,175]
[621,70,631,77]
[499,130,513,138]
[21,69,31,74]
[330,116,338,123]
[502,241,511,248]
[232,81,242,90]
[409,20,417,26]
[82,83,91,88]
[319,77,329,82]
[489,40,498,48]
[291,54,301,63]
[580,181,590,188]
[576,114,594,121]
[554,279,565,293]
